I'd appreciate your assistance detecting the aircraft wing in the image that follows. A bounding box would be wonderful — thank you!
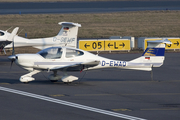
[50,60,100,71]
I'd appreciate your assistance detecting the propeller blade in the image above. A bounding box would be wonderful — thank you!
[7,27,19,69]
[8,55,17,69]
[12,38,14,55]
[10,60,14,68]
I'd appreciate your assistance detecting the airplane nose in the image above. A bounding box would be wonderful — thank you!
[8,55,17,61]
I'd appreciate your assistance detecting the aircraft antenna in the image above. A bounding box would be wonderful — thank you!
[17,29,24,36]
[96,51,102,56]
[151,64,153,81]
[78,70,87,83]
[6,26,13,32]
[10,38,15,68]
[12,38,14,55]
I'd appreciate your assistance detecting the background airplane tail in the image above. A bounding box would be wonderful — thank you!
[54,22,81,48]
[128,39,172,71]
[7,27,19,41]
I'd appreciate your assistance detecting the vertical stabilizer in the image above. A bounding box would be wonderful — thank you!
[53,22,81,48]
[142,38,171,57]
[127,39,172,71]
[7,27,19,41]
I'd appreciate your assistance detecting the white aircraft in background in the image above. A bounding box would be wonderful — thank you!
[8,38,171,83]
[0,22,81,53]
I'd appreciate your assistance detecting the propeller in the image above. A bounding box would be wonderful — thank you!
[7,27,19,68]
[12,34,15,56]
[8,55,17,68]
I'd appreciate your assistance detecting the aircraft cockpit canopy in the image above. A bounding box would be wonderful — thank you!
[65,48,84,58]
[37,47,84,59]
[0,31,5,36]
[37,47,62,59]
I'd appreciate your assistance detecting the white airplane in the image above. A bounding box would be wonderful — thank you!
[8,38,171,83]
[0,22,81,53]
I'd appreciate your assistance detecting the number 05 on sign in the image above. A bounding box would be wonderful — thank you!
[79,40,105,51]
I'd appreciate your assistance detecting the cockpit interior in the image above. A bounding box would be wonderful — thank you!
[37,47,84,59]
[0,31,4,36]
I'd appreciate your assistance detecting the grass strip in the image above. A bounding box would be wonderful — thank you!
[1,10,180,54]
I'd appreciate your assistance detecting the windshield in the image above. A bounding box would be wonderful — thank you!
[66,48,84,58]
[37,47,62,59]
[0,31,4,36]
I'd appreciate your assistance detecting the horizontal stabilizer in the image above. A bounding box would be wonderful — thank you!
[124,67,152,71]
[58,22,81,27]
[147,38,172,44]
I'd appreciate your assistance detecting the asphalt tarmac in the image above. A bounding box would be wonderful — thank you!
[0,52,180,120]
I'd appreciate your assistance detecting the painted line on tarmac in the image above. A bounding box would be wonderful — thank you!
[0,83,10,85]
[75,94,114,96]
[112,108,132,112]
[0,71,26,73]
[121,93,180,96]
[141,108,180,111]
[0,86,146,120]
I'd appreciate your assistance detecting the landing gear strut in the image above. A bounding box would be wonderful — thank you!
[48,71,61,82]
[20,70,41,83]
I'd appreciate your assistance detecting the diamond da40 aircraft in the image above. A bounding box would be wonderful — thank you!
[0,22,81,53]
[8,34,171,83]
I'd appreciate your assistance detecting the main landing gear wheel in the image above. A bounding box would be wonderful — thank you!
[50,80,58,82]
[22,82,29,84]
[48,71,61,83]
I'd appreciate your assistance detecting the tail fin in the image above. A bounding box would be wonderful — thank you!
[7,27,19,41]
[0,27,19,52]
[128,39,172,71]
[54,22,81,48]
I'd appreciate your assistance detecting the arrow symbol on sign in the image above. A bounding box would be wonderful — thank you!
[167,44,171,47]
[174,41,179,46]
[108,43,113,48]
[84,43,90,48]
[119,43,125,48]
